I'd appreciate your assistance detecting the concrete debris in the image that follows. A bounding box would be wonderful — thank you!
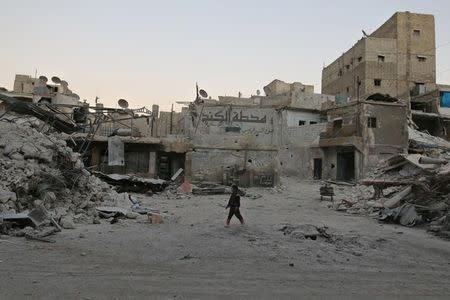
[148,212,163,224]
[331,132,450,238]
[408,127,450,151]
[60,216,76,229]
[92,171,168,193]
[278,223,331,240]
[379,204,422,227]
[0,113,134,238]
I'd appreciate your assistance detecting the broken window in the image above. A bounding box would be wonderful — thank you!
[413,29,421,36]
[298,120,306,126]
[367,117,377,128]
[377,55,385,63]
[358,56,362,62]
[333,119,342,129]
[374,79,381,86]
[310,121,317,125]
[346,87,350,93]
[338,69,343,77]
[346,64,350,70]
[417,55,427,62]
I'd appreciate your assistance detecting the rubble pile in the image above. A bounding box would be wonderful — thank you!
[330,129,450,239]
[0,115,128,236]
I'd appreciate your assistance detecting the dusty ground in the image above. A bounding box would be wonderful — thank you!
[1,178,450,299]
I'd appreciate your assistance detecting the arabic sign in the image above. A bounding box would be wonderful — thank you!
[201,109,267,124]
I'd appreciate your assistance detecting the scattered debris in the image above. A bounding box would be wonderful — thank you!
[148,212,163,224]
[379,204,422,227]
[278,223,331,240]
[92,172,168,194]
[0,113,136,239]
[179,254,194,260]
[331,130,450,239]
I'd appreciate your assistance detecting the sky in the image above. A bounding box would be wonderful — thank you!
[1,0,450,111]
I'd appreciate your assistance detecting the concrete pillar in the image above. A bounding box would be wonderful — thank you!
[184,151,192,183]
[148,151,156,178]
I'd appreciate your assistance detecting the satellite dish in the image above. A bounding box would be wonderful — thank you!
[118,99,129,109]
[199,89,208,98]
[61,80,68,86]
[51,76,61,84]
[39,75,48,83]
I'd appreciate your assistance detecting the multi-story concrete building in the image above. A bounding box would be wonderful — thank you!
[318,99,409,182]
[322,12,436,102]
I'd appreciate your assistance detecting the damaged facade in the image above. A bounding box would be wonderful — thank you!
[319,100,408,181]
[183,80,333,186]
[318,11,449,181]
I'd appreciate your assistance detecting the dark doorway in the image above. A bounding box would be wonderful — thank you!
[313,158,322,180]
[157,152,185,180]
[337,151,355,181]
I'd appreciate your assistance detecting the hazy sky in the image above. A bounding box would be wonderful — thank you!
[1,0,450,111]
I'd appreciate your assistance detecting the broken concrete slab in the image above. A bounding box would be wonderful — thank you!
[95,206,129,215]
[384,186,412,208]
[92,171,167,193]
[148,213,163,224]
[0,191,17,204]
[60,216,76,229]
[0,207,49,228]
[379,204,422,227]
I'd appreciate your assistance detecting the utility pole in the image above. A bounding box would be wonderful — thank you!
[170,103,174,135]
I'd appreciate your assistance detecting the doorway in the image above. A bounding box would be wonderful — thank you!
[313,158,322,180]
[337,150,355,181]
[157,152,185,180]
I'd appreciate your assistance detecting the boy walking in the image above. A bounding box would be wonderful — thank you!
[225,184,245,227]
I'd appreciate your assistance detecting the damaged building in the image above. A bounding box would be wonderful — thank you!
[318,99,408,181]
[183,80,334,186]
[319,11,449,181]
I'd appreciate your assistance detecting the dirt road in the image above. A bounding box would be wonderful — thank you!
[1,179,449,299]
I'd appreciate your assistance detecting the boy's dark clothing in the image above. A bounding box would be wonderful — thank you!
[227,194,241,209]
[226,194,244,224]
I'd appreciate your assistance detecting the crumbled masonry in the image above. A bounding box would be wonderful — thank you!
[326,131,450,239]
[0,114,141,236]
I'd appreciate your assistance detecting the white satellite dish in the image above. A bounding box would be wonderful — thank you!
[51,76,61,84]
[39,75,48,83]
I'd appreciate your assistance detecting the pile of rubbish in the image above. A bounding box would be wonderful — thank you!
[0,114,140,239]
[330,127,450,239]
